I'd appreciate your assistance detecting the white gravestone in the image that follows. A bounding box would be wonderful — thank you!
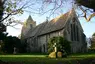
[13,47,16,54]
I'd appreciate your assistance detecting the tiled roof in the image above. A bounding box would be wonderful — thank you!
[26,21,48,38]
[25,10,73,38]
[39,12,70,35]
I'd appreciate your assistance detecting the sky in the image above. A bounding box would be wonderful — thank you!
[6,0,95,38]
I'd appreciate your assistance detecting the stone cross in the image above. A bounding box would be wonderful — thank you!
[53,43,57,52]
[53,43,57,58]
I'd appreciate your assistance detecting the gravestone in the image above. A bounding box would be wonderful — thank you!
[13,47,16,54]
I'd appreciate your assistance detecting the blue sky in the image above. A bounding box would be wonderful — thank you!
[79,17,95,38]
[6,0,95,38]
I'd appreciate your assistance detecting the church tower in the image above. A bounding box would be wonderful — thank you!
[25,15,36,28]
[21,15,36,40]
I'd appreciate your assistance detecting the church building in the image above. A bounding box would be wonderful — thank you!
[21,9,87,53]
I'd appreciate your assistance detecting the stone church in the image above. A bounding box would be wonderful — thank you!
[21,9,87,53]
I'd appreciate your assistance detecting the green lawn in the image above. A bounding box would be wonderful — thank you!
[0,55,47,57]
[70,53,95,58]
[0,57,85,64]
[0,53,95,64]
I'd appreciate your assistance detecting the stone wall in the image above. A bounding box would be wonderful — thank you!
[22,10,87,53]
[64,15,87,53]
[37,30,64,53]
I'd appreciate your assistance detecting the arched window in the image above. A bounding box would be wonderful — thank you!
[71,24,74,41]
[71,17,79,41]
[76,26,79,41]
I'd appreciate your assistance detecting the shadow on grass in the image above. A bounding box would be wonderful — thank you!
[0,52,95,64]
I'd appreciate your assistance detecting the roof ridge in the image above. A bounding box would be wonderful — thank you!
[24,9,76,38]
[33,21,48,37]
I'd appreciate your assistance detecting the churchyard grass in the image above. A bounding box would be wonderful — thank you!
[0,53,95,64]
[70,52,95,58]
[0,55,47,57]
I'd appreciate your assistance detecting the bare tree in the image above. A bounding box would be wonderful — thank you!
[42,0,95,21]
[1,0,95,27]
[0,0,38,25]
[0,0,6,32]
[75,0,95,21]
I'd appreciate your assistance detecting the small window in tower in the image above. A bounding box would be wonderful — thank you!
[30,24,33,27]
[73,17,76,23]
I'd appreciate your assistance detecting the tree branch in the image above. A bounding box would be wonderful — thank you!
[79,6,95,22]
[0,13,11,22]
